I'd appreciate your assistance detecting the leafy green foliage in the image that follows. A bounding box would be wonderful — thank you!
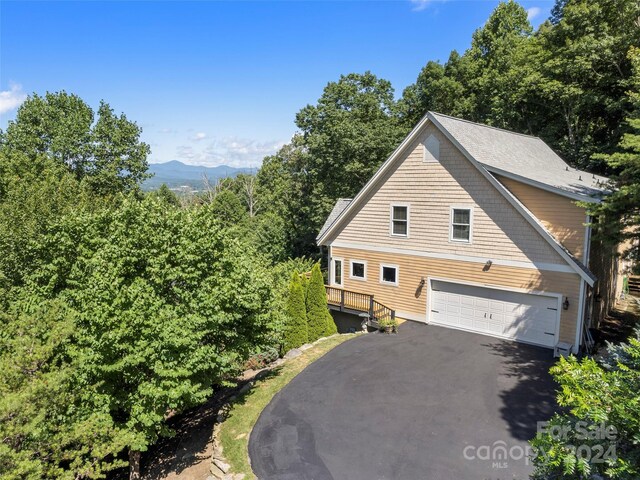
[530,330,640,479]
[0,195,276,478]
[281,273,308,353]
[587,47,640,265]
[399,0,640,169]
[2,91,150,195]
[305,264,336,341]
[258,73,408,256]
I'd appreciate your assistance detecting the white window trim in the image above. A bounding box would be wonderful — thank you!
[449,206,473,244]
[379,263,399,287]
[349,259,367,281]
[389,204,410,238]
[332,257,344,287]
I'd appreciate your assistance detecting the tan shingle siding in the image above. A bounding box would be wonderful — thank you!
[497,175,587,259]
[334,124,566,266]
[332,246,581,345]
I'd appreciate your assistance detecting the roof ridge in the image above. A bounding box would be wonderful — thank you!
[429,111,541,140]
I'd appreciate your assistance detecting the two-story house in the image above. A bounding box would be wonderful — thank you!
[317,112,623,354]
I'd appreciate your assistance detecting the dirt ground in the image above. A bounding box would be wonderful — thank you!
[107,379,253,480]
[597,294,640,345]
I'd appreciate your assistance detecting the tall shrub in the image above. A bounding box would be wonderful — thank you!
[306,264,337,340]
[282,273,308,353]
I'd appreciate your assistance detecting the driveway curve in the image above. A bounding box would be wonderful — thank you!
[249,321,557,480]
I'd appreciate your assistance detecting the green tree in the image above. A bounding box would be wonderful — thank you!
[151,183,181,206]
[2,91,150,194]
[14,197,273,478]
[210,189,247,227]
[533,0,640,168]
[587,47,640,265]
[0,296,130,479]
[281,273,308,353]
[305,264,336,341]
[399,54,468,128]
[530,329,640,479]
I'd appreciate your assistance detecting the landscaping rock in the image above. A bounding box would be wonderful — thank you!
[214,458,231,474]
[210,463,226,479]
[283,348,302,359]
[299,343,313,351]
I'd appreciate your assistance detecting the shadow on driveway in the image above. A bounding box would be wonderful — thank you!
[249,322,558,480]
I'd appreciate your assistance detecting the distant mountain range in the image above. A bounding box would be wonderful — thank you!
[142,160,253,191]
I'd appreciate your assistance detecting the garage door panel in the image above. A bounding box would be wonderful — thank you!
[430,280,559,348]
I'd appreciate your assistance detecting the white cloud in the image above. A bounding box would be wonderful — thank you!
[192,132,208,141]
[0,83,27,114]
[410,0,446,12]
[527,7,542,21]
[176,137,285,168]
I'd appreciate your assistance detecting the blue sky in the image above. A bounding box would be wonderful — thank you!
[0,0,553,167]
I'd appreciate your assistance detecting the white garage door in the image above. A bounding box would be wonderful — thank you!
[429,280,560,348]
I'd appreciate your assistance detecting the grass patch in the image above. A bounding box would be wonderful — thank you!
[217,334,358,478]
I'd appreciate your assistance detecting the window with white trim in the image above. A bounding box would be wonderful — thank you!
[390,205,409,237]
[450,207,472,243]
[380,264,399,286]
[350,260,366,281]
[332,258,343,286]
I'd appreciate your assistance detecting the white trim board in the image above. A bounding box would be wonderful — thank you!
[330,240,577,274]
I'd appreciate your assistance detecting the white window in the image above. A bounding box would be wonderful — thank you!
[450,207,473,243]
[390,205,409,237]
[350,260,367,281]
[332,258,343,286]
[424,134,440,162]
[380,264,399,286]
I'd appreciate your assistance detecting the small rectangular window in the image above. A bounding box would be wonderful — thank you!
[380,264,398,286]
[451,208,472,243]
[350,260,366,280]
[391,205,409,237]
[333,258,343,286]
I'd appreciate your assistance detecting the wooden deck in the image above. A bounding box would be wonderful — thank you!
[325,285,395,326]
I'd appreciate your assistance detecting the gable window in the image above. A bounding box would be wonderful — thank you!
[380,264,399,286]
[350,260,367,281]
[450,207,472,243]
[390,205,409,237]
[424,134,440,162]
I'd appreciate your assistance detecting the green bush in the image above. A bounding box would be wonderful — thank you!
[306,263,337,341]
[530,329,640,479]
[281,273,308,353]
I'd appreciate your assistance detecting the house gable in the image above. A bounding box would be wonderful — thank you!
[328,122,568,268]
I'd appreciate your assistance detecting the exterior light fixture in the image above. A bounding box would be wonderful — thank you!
[483,260,493,272]
[563,297,570,310]
[419,277,426,287]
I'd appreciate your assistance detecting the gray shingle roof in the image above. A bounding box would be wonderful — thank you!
[317,198,351,241]
[431,112,609,199]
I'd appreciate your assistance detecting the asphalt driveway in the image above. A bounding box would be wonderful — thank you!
[249,321,558,480]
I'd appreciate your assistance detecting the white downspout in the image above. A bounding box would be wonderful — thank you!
[574,279,586,354]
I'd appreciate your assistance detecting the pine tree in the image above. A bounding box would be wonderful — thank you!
[282,273,308,353]
[306,264,337,341]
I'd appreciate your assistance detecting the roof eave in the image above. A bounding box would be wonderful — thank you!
[485,165,604,204]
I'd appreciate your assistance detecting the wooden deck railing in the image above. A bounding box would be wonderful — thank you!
[325,285,395,323]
